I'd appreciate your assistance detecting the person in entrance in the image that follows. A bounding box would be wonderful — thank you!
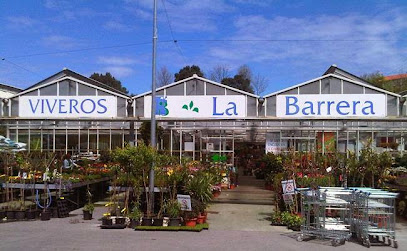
[63,153,78,169]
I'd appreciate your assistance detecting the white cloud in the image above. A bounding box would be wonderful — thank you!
[124,0,235,32]
[103,66,134,78]
[206,10,407,75]
[103,20,134,32]
[6,16,38,29]
[42,35,82,49]
[98,56,138,65]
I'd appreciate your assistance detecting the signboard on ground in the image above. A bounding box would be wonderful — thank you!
[276,94,386,117]
[144,95,247,118]
[281,179,296,195]
[283,194,294,205]
[177,194,192,211]
[265,132,288,153]
[19,96,117,118]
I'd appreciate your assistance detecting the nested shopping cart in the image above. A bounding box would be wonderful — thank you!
[296,187,352,246]
[352,188,398,248]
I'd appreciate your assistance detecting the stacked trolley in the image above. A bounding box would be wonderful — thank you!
[297,187,398,248]
[296,187,352,246]
[351,188,398,248]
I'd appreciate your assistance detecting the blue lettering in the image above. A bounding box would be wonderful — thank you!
[81,99,96,114]
[58,99,67,113]
[327,101,335,115]
[286,96,299,115]
[362,101,375,115]
[41,99,44,114]
[225,102,238,116]
[70,99,79,113]
[29,99,40,113]
[212,97,224,116]
[97,99,108,114]
[352,101,360,115]
[336,101,350,115]
[317,101,325,115]
[302,101,315,115]
[45,99,58,113]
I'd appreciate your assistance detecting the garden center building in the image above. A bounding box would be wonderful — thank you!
[1,65,407,161]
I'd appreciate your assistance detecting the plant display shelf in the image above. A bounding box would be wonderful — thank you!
[1,177,111,190]
[134,223,209,232]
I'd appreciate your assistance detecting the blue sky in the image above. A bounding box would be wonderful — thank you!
[1,0,407,95]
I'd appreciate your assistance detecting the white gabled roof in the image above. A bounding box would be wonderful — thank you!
[263,74,401,98]
[133,75,259,99]
[10,76,130,99]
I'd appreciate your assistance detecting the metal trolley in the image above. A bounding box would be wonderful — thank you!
[352,188,398,248]
[296,187,352,246]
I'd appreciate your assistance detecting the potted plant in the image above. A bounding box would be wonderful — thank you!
[166,199,181,226]
[183,210,198,227]
[83,203,94,220]
[102,213,112,226]
[128,205,142,228]
[287,214,303,231]
[270,211,284,226]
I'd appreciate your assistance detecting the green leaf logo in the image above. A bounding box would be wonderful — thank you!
[182,100,199,113]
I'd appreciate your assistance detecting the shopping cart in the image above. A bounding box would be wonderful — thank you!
[297,187,352,246]
[352,189,398,248]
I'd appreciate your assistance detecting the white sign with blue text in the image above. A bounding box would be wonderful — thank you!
[19,96,117,118]
[276,94,386,118]
[144,95,246,118]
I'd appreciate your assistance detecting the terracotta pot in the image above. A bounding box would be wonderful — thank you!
[196,215,205,224]
[184,218,197,227]
[212,191,221,198]
[83,210,92,220]
[230,184,236,189]
[202,212,208,223]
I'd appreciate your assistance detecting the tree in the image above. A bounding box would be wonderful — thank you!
[252,73,268,96]
[157,66,173,87]
[237,64,253,82]
[209,64,230,83]
[221,74,254,93]
[360,71,386,88]
[174,65,204,82]
[90,72,128,94]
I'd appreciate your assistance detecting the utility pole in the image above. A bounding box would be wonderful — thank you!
[148,0,158,216]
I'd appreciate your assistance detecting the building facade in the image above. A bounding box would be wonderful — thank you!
[1,65,406,161]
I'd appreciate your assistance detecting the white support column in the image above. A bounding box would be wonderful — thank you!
[87,128,90,153]
[78,122,81,154]
[28,121,31,152]
[192,133,195,161]
[179,129,182,163]
[53,123,56,152]
[96,122,99,155]
[65,122,68,154]
[109,122,112,151]
[170,129,173,156]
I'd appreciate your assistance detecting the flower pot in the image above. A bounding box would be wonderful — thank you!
[26,210,36,220]
[51,207,59,218]
[152,218,163,226]
[102,218,113,226]
[83,210,92,220]
[196,215,205,224]
[115,217,126,225]
[184,218,197,227]
[168,218,181,227]
[41,211,51,221]
[202,213,208,223]
[229,184,236,189]
[6,211,15,220]
[129,219,140,228]
[212,191,221,198]
[141,217,153,226]
[15,211,26,220]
